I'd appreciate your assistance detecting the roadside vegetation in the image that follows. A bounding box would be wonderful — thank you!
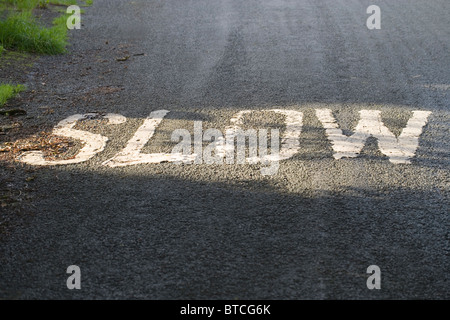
[0,84,25,107]
[0,0,92,55]
[0,0,92,107]
[0,0,93,237]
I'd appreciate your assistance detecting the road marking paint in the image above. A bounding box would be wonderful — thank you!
[18,113,126,166]
[316,109,432,164]
[102,110,196,167]
[17,108,432,167]
[216,109,303,163]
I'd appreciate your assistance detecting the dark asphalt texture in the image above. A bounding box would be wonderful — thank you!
[0,0,449,299]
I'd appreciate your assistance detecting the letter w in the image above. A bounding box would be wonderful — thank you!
[316,109,431,164]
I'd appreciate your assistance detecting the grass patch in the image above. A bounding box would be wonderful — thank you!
[0,84,26,107]
[0,12,69,54]
[0,0,93,54]
[0,0,84,11]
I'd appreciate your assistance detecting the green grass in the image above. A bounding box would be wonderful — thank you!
[0,12,69,54]
[50,0,77,5]
[0,0,84,11]
[0,84,26,107]
[1,0,45,11]
[0,0,93,55]
[0,45,4,55]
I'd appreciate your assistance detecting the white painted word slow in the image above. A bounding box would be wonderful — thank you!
[17,109,432,173]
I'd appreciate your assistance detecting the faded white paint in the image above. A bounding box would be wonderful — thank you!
[102,110,196,167]
[17,108,432,168]
[316,109,432,164]
[18,113,126,166]
[216,109,303,163]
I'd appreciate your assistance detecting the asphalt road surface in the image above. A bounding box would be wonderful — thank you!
[0,0,449,299]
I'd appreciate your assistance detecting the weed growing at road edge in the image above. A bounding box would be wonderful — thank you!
[0,84,26,107]
[0,0,93,54]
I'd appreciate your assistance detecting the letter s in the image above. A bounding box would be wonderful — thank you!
[18,113,126,166]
